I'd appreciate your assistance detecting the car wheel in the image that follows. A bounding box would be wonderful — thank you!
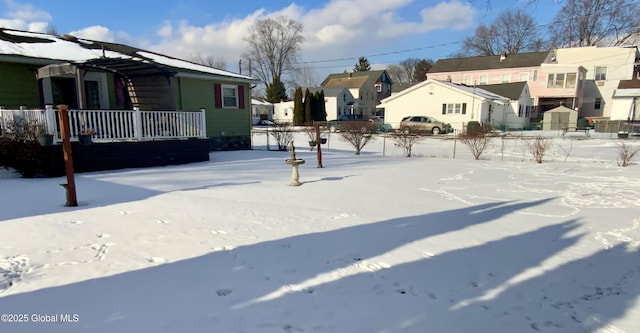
[432,127,441,135]
[402,127,410,134]
[329,125,337,133]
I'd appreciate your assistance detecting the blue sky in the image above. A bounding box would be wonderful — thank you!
[0,0,561,85]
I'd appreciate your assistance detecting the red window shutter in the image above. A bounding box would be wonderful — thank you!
[238,85,245,109]
[214,84,222,108]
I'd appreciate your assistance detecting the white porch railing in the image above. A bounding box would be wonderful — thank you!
[0,106,207,143]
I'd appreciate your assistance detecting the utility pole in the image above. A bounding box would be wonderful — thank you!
[239,59,242,75]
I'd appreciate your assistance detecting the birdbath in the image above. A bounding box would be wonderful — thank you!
[285,142,305,186]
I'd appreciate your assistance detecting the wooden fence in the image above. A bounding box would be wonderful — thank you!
[0,106,207,143]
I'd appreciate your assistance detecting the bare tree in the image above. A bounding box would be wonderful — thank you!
[338,121,376,155]
[399,58,420,83]
[385,64,408,84]
[243,16,304,90]
[391,128,423,157]
[524,136,553,163]
[269,123,294,151]
[617,141,640,167]
[460,123,491,160]
[549,0,640,47]
[462,9,543,56]
[190,53,226,69]
[463,25,499,56]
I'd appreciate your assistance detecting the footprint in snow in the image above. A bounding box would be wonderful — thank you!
[119,211,130,215]
[155,219,170,224]
[70,220,83,225]
[210,230,228,235]
[97,233,111,238]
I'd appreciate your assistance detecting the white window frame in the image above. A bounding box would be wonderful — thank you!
[479,74,488,85]
[519,72,529,82]
[446,103,463,114]
[594,66,607,81]
[463,74,472,85]
[501,73,510,83]
[375,84,382,93]
[222,84,238,108]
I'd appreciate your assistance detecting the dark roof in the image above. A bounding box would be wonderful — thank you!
[391,82,418,93]
[307,87,347,97]
[477,82,527,100]
[321,70,387,86]
[429,51,550,73]
[322,76,369,89]
[618,79,640,89]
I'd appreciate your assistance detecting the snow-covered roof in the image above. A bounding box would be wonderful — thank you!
[0,28,257,82]
[380,79,511,104]
[252,99,272,106]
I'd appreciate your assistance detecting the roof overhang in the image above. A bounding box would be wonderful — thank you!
[36,59,174,79]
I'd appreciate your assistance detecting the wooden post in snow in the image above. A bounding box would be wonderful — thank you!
[58,104,78,207]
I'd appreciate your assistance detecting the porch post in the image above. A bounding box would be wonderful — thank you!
[45,105,56,139]
[75,68,86,109]
[0,106,5,133]
[133,106,143,140]
[200,108,207,138]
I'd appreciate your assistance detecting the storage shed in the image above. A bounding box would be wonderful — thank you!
[542,106,578,130]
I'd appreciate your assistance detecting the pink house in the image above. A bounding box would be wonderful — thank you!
[428,51,587,119]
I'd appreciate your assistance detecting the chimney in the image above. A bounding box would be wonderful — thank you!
[500,52,507,62]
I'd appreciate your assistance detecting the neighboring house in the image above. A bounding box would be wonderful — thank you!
[0,28,258,150]
[610,80,640,121]
[320,70,392,117]
[428,46,640,121]
[308,87,354,121]
[552,46,640,118]
[380,79,530,131]
[428,51,586,117]
[251,98,273,124]
[272,100,294,124]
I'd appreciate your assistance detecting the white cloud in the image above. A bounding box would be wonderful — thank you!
[0,0,51,31]
[4,0,51,22]
[70,25,115,43]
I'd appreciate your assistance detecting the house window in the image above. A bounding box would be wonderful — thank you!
[444,103,466,114]
[594,66,607,81]
[594,98,602,110]
[375,84,382,93]
[519,72,529,82]
[518,105,523,117]
[547,73,567,88]
[533,70,538,81]
[501,74,510,83]
[463,75,472,85]
[222,85,238,108]
[479,74,488,85]
[565,73,577,88]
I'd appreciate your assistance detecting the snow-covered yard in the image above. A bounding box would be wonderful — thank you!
[1,130,639,333]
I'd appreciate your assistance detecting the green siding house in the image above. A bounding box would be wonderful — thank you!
[0,28,259,150]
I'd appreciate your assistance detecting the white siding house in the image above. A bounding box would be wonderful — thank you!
[251,99,273,124]
[380,79,527,131]
[553,46,639,118]
[272,101,294,124]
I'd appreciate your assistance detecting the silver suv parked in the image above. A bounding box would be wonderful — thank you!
[399,116,451,135]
